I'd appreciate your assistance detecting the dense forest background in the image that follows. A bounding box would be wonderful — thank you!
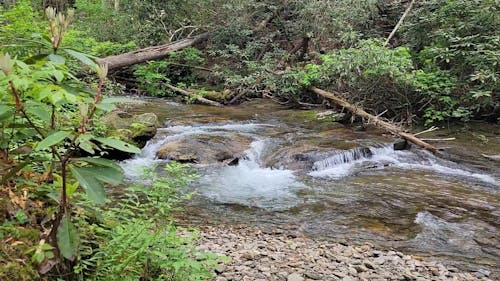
[0,0,499,280]
[2,0,499,125]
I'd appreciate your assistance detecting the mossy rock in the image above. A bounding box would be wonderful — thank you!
[102,111,158,148]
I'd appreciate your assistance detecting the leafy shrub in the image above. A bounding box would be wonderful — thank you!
[282,39,462,124]
[404,0,500,119]
[134,48,205,96]
[0,0,45,56]
[0,7,143,278]
[75,163,223,281]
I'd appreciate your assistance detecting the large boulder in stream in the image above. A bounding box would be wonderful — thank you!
[156,134,253,165]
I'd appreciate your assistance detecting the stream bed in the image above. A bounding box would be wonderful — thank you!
[121,98,500,275]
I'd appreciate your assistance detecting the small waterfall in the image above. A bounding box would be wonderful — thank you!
[309,144,499,186]
[312,147,373,170]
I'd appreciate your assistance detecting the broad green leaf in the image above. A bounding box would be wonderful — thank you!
[69,165,106,205]
[0,105,13,122]
[24,54,49,64]
[36,131,72,150]
[26,105,51,122]
[64,49,98,70]
[77,139,95,154]
[85,166,123,185]
[53,70,64,82]
[36,86,52,101]
[95,137,141,154]
[73,157,122,172]
[48,54,65,65]
[49,90,64,104]
[57,214,79,260]
[72,165,122,185]
[63,91,78,103]
[76,133,95,154]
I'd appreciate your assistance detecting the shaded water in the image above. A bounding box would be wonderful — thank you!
[123,98,500,274]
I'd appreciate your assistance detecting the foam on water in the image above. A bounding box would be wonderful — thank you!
[120,122,271,180]
[198,140,306,209]
[309,145,499,186]
[413,212,481,254]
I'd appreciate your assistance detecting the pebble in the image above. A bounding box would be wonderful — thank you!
[287,272,304,281]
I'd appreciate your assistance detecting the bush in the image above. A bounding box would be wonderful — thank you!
[282,39,461,124]
[404,0,500,119]
[134,48,205,96]
[75,163,223,281]
[0,0,45,57]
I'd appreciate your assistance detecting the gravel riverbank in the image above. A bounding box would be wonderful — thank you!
[196,225,493,281]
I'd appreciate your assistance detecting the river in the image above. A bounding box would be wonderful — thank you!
[121,98,500,275]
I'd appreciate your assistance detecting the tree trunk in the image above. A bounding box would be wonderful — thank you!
[98,33,210,70]
[385,0,416,46]
[310,87,439,154]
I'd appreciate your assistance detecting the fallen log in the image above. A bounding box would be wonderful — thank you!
[165,84,223,107]
[98,33,210,70]
[310,87,439,154]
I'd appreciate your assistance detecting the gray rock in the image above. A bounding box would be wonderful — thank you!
[475,268,491,278]
[363,261,376,270]
[354,265,367,273]
[287,272,305,281]
[156,133,252,164]
[347,266,358,276]
[305,271,323,280]
[333,271,347,278]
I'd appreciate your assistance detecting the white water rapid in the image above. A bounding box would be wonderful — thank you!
[198,140,306,209]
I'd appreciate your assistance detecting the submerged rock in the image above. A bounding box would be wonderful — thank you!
[273,109,345,130]
[156,134,253,165]
[482,154,500,162]
[394,139,411,150]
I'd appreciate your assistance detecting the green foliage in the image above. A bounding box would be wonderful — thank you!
[75,163,223,281]
[73,0,131,43]
[405,0,499,118]
[57,214,80,260]
[0,0,45,56]
[0,7,141,273]
[73,0,225,46]
[0,0,136,59]
[281,39,464,124]
[134,48,205,96]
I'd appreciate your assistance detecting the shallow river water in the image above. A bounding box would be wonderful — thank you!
[122,98,500,275]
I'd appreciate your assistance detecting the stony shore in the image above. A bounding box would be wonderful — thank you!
[196,225,493,281]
